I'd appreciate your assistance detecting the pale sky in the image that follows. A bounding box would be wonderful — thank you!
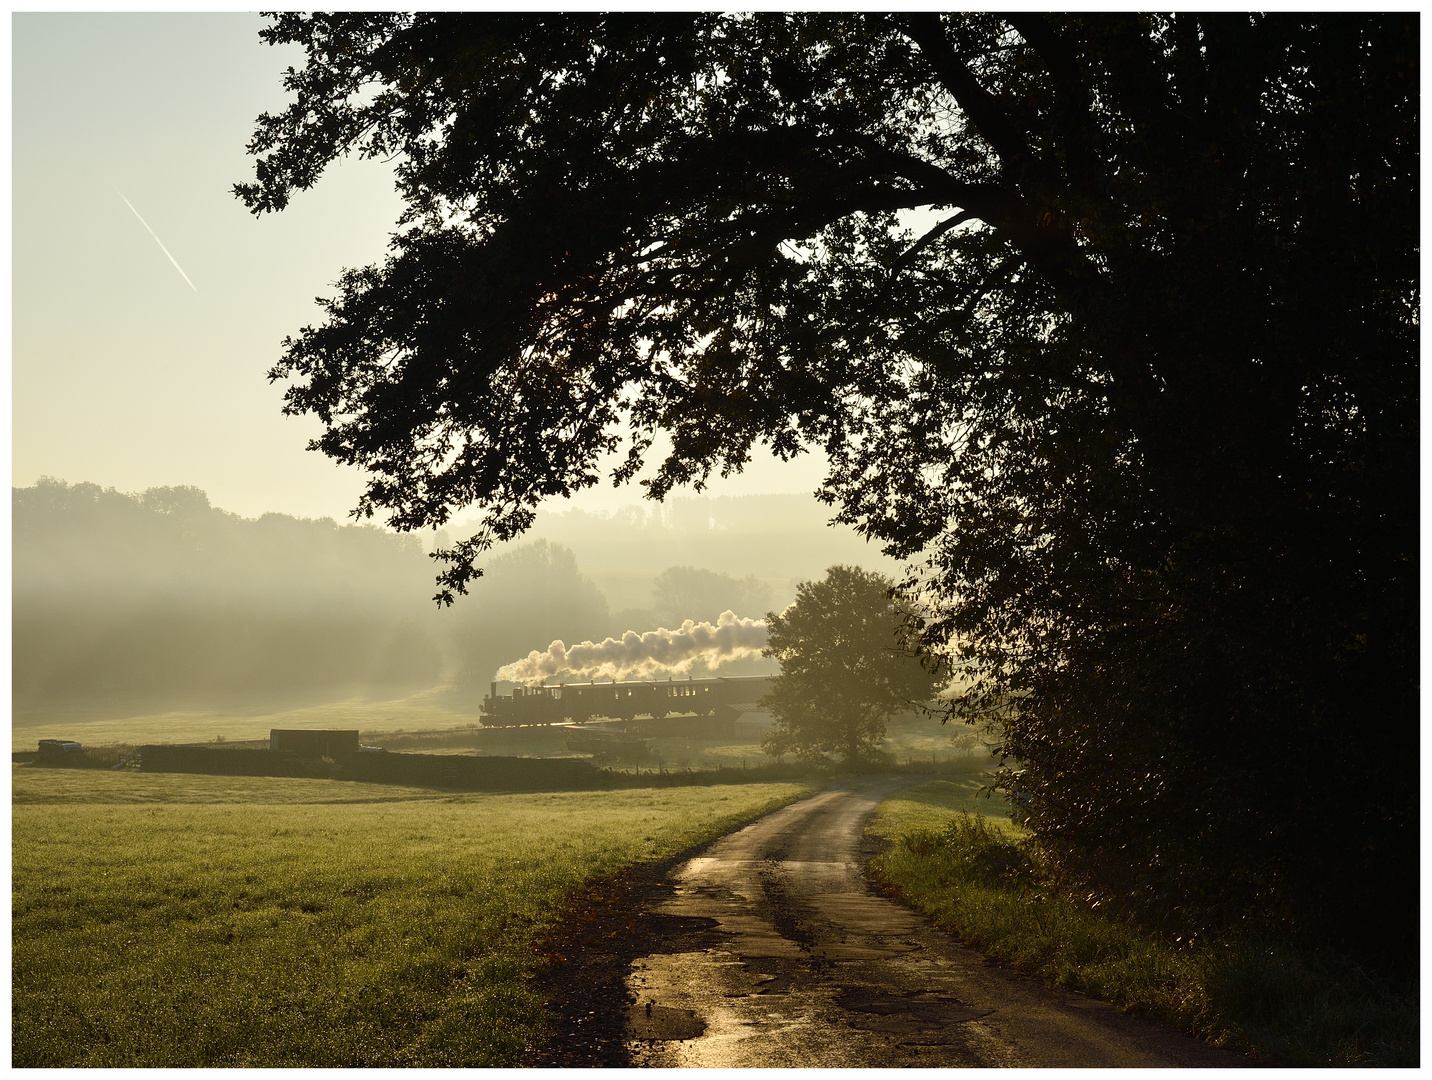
[11,12,831,525]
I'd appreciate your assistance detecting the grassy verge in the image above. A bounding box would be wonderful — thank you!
[13,764,812,1066]
[866,781,1418,1067]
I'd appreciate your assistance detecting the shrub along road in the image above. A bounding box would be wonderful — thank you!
[551,778,1248,1067]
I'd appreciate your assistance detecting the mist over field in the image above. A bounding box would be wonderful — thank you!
[13,478,891,724]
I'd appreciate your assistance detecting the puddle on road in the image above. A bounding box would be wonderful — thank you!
[837,985,995,1039]
[623,946,1009,1068]
[626,1001,705,1041]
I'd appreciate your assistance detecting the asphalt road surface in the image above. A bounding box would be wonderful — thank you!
[623,778,1247,1067]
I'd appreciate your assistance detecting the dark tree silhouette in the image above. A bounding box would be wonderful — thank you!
[760,566,938,765]
[239,14,1417,956]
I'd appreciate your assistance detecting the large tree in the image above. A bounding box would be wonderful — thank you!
[760,565,939,765]
[239,14,1417,956]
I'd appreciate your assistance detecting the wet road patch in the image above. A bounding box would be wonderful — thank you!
[627,1001,706,1041]
[837,986,994,1035]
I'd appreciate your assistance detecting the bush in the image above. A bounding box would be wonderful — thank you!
[902,812,1035,882]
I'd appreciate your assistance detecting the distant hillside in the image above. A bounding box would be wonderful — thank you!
[14,481,888,720]
[14,478,446,716]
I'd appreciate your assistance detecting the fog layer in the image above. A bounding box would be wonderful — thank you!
[15,479,886,720]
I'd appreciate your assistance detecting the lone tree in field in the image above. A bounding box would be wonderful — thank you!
[760,566,939,765]
[238,14,1417,959]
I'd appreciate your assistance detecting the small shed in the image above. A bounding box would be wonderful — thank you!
[269,729,361,761]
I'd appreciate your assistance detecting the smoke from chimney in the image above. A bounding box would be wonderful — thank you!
[496,610,768,685]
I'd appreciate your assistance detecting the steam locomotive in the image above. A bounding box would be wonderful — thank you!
[480,675,773,727]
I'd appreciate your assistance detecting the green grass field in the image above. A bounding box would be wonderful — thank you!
[11,685,483,752]
[866,781,1418,1067]
[864,775,1011,839]
[13,765,812,1066]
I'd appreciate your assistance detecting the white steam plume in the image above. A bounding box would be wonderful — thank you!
[497,610,767,685]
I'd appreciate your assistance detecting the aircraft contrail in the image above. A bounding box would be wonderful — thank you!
[116,189,198,293]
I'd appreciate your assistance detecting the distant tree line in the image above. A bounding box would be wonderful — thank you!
[13,479,777,716]
[14,479,446,712]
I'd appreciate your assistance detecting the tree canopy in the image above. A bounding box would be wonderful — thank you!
[760,565,939,765]
[240,14,1418,958]
[652,566,772,628]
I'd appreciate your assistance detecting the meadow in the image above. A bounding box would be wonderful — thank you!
[864,774,1012,838]
[12,765,811,1066]
[10,685,481,752]
[866,782,1418,1067]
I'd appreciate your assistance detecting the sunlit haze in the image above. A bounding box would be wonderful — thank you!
[12,12,831,525]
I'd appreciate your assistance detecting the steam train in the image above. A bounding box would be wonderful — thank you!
[480,675,773,727]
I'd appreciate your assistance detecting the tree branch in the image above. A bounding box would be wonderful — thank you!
[1002,14,1105,200]
[1171,13,1208,118]
[1090,15,1185,157]
[891,210,981,273]
[899,13,1040,180]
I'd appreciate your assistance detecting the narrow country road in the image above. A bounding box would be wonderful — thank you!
[622,778,1246,1067]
